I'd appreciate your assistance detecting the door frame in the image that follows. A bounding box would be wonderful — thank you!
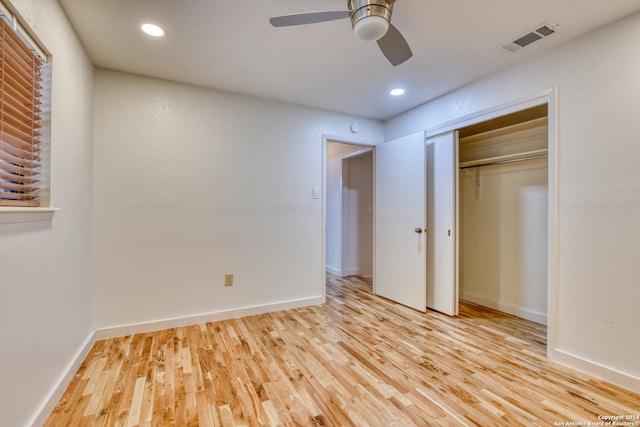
[425,88,558,356]
[322,135,377,300]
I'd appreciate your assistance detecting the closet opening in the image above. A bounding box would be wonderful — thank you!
[457,104,549,326]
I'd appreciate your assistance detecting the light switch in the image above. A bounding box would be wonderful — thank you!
[312,187,320,199]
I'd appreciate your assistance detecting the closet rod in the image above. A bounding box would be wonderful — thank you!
[459,149,548,170]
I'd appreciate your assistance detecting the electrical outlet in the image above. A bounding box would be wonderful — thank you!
[224,274,234,287]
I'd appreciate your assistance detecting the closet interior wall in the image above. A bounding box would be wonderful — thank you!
[458,107,549,325]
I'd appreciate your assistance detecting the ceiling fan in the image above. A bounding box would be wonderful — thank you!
[269,0,413,66]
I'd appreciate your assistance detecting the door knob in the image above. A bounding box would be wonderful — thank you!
[415,227,423,234]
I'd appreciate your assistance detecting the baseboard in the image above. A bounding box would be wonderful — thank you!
[29,331,96,427]
[95,296,324,340]
[325,266,372,279]
[326,266,341,276]
[461,291,547,325]
[549,347,640,394]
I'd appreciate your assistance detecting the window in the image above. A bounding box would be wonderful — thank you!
[0,1,48,208]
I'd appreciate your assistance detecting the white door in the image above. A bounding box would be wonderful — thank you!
[426,131,459,315]
[375,132,426,311]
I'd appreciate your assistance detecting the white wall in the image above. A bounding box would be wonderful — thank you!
[343,152,373,277]
[459,160,548,323]
[326,142,367,275]
[93,70,384,332]
[387,12,640,391]
[0,0,95,426]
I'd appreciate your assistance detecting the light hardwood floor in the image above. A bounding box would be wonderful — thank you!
[45,275,640,426]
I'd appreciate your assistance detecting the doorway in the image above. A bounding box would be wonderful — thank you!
[457,104,549,325]
[325,141,374,279]
[425,91,557,356]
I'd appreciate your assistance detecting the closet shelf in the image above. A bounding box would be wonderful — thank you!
[459,148,548,170]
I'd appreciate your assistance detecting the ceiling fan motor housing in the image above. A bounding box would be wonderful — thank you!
[348,0,395,41]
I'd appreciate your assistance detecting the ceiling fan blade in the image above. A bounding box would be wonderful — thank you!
[270,10,350,27]
[377,23,413,66]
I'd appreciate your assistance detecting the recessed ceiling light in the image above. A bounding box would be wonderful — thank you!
[141,23,164,37]
[390,88,405,96]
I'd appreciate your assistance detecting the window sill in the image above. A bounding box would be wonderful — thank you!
[0,207,60,225]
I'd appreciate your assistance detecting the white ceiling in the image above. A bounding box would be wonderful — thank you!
[58,0,640,120]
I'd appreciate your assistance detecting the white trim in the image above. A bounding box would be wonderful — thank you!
[323,133,381,147]
[552,349,640,394]
[28,331,96,427]
[0,207,59,224]
[341,147,374,160]
[545,87,559,356]
[95,296,323,340]
[460,293,547,325]
[342,268,362,277]
[325,266,342,276]
[426,90,552,137]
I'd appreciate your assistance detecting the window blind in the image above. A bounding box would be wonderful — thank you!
[0,17,43,207]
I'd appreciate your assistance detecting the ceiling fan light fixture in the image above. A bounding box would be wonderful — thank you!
[348,0,394,41]
[353,16,389,41]
[268,0,411,66]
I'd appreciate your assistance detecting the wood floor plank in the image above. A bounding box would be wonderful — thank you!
[45,275,640,426]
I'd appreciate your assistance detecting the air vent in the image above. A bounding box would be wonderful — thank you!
[501,22,559,53]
